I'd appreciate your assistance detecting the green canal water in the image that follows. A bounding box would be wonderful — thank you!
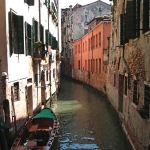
[50,76,133,150]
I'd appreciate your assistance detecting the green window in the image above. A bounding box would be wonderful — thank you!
[25,22,33,56]
[9,11,24,56]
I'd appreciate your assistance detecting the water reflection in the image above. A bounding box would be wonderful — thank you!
[51,76,133,150]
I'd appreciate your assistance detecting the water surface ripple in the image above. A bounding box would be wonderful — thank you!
[51,76,133,150]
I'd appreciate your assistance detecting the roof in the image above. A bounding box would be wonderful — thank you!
[73,0,111,10]
[33,108,56,119]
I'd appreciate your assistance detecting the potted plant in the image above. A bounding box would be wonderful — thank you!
[56,49,59,61]
[33,41,42,59]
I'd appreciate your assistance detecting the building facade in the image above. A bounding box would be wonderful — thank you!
[107,0,150,149]
[61,0,111,78]
[0,0,59,146]
[74,18,110,93]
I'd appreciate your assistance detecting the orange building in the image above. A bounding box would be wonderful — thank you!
[73,18,110,93]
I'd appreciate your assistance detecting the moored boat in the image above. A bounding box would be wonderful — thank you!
[10,107,58,150]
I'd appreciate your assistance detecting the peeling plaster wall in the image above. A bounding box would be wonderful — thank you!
[107,1,150,149]
[73,1,111,40]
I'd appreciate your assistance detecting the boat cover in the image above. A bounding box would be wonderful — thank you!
[33,108,56,119]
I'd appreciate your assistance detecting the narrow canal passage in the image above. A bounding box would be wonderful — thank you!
[51,76,133,150]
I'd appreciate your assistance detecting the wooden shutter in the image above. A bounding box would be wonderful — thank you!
[120,14,123,45]
[125,1,134,42]
[40,25,44,43]
[25,22,28,55]
[27,0,34,6]
[45,30,49,45]
[17,15,24,54]
[133,0,140,38]
[45,0,48,7]
[32,18,35,55]
[48,32,52,46]
[31,25,34,56]
[143,0,150,33]
[9,12,13,56]
[28,24,32,55]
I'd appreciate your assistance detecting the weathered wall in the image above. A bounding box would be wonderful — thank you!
[73,1,111,40]
[107,1,150,149]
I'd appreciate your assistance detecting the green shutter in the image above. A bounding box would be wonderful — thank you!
[45,0,48,7]
[143,0,150,33]
[31,25,34,56]
[120,14,123,45]
[45,30,49,45]
[25,22,28,55]
[27,0,34,6]
[28,24,32,56]
[125,1,134,43]
[48,32,52,46]
[17,15,24,54]
[9,12,13,56]
[133,0,140,38]
[32,18,35,42]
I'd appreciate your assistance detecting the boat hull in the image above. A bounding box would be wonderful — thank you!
[10,108,58,150]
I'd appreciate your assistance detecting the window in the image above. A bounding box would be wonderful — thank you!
[75,45,77,54]
[64,27,66,35]
[96,59,98,73]
[14,82,19,101]
[9,11,24,56]
[78,45,80,54]
[99,32,101,47]
[53,69,55,78]
[88,39,90,51]
[34,73,38,86]
[84,15,88,23]
[124,76,128,96]
[24,0,34,6]
[142,85,150,118]
[93,59,95,72]
[85,41,87,51]
[96,34,98,47]
[83,42,84,53]
[143,0,150,33]
[88,59,90,71]
[85,60,87,71]
[25,22,33,56]
[133,80,139,105]
[120,14,124,45]
[121,0,140,44]
[99,58,101,73]
[93,36,95,49]
[33,19,38,42]
[78,60,80,70]
[46,71,48,81]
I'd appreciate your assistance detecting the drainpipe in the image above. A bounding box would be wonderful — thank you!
[92,30,93,73]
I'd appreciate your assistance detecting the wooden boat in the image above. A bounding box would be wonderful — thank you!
[10,107,58,150]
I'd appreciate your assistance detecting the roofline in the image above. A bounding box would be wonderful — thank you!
[73,0,111,10]
[74,21,111,43]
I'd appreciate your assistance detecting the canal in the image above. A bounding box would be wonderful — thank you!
[51,76,133,150]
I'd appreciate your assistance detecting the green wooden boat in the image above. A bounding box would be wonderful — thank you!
[10,107,58,150]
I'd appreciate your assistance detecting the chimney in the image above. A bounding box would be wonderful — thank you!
[69,5,72,14]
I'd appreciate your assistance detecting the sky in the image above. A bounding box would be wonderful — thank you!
[60,0,112,9]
